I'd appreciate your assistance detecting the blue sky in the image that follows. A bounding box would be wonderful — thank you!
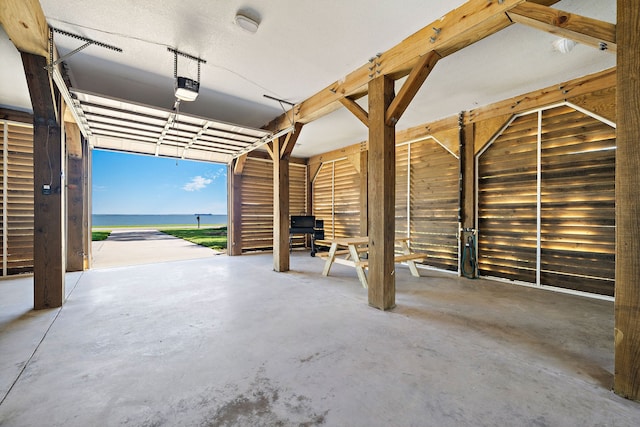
[92,150,227,214]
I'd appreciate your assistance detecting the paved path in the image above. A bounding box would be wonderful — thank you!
[91,229,221,268]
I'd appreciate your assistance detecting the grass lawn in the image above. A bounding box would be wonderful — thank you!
[160,227,227,250]
[92,231,111,241]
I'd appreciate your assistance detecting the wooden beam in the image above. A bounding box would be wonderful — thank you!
[339,97,369,127]
[0,108,33,124]
[0,0,49,57]
[280,122,304,159]
[266,0,561,133]
[233,153,248,175]
[66,122,84,272]
[385,51,440,126]
[614,0,640,402]
[466,67,616,124]
[273,137,290,272]
[367,75,396,311]
[507,2,616,53]
[308,141,367,166]
[265,141,275,161]
[22,52,65,309]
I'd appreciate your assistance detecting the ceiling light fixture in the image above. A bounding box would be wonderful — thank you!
[552,38,577,54]
[235,12,260,33]
[168,47,207,102]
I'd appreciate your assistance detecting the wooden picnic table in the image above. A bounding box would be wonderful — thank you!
[315,236,425,288]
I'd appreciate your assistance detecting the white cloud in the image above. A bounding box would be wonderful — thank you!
[183,176,213,192]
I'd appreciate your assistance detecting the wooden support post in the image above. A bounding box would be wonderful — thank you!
[66,121,84,272]
[228,161,243,256]
[83,138,92,269]
[22,53,65,309]
[273,137,290,272]
[367,76,396,310]
[614,0,640,401]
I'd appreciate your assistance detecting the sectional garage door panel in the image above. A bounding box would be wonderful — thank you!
[478,114,538,283]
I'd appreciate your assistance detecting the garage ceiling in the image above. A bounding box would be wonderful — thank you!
[0,0,616,161]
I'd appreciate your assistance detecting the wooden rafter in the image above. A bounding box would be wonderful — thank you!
[385,51,440,126]
[339,97,369,127]
[265,0,561,134]
[507,1,616,53]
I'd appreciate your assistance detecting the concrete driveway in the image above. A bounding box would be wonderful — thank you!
[91,229,222,268]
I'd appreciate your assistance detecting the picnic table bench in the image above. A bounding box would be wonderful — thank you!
[315,236,425,288]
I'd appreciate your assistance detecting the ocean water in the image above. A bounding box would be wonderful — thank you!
[93,214,228,227]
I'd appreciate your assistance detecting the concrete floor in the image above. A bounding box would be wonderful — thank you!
[1,235,639,426]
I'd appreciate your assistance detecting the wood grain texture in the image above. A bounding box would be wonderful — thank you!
[266,0,563,133]
[508,2,616,53]
[65,122,84,272]
[614,0,640,401]
[339,97,369,128]
[21,53,65,309]
[0,0,49,57]
[273,137,290,272]
[367,76,396,310]
[467,68,616,124]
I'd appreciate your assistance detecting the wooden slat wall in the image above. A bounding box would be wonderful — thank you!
[312,163,334,238]
[3,122,34,275]
[0,123,4,274]
[333,159,360,238]
[239,157,307,252]
[240,157,273,251]
[289,163,308,248]
[409,139,459,271]
[540,106,615,296]
[395,144,409,240]
[478,113,538,283]
[477,104,616,295]
[312,159,360,239]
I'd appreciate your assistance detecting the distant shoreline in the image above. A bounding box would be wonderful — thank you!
[92,213,228,228]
